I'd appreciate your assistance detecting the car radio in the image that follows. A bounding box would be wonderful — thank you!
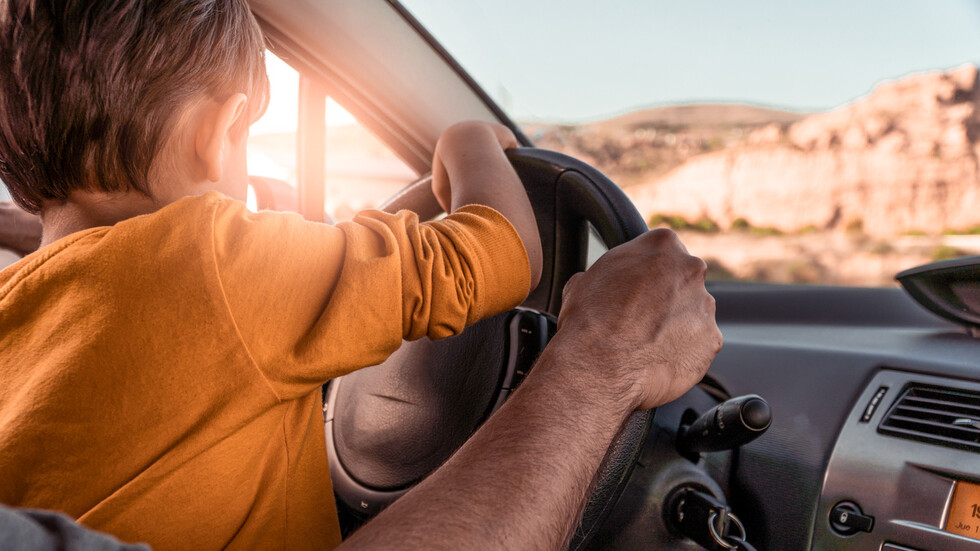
[945,480,980,541]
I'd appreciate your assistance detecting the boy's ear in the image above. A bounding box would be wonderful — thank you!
[194,93,248,182]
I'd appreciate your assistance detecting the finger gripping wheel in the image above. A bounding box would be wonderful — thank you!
[325,149,652,549]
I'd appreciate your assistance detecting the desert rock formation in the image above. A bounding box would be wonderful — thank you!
[626,64,980,237]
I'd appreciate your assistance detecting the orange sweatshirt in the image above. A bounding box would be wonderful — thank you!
[0,191,530,550]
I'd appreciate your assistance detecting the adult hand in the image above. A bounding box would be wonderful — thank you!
[341,228,720,551]
[555,228,722,410]
[0,201,42,256]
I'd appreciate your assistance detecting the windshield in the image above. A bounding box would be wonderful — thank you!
[400,0,980,286]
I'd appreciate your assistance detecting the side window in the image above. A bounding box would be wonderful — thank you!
[247,52,299,211]
[0,182,19,268]
[247,52,417,220]
[323,111,417,221]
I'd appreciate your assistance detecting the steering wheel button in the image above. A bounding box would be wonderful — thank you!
[503,311,551,390]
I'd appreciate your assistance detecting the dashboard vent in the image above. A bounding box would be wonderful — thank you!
[878,384,980,453]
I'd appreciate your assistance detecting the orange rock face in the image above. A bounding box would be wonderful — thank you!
[626,64,980,237]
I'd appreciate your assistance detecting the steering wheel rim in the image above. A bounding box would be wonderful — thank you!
[325,148,652,549]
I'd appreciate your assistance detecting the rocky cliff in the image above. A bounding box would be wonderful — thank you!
[625,64,980,237]
[527,105,806,187]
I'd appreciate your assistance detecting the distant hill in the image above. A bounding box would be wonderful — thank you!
[592,103,807,131]
[524,104,807,186]
[625,64,980,237]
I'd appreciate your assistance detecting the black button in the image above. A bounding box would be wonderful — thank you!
[503,311,544,390]
[830,502,874,535]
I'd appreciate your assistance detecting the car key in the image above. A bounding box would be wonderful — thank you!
[666,486,757,551]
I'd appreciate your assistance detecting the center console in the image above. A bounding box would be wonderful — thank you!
[813,370,980,550]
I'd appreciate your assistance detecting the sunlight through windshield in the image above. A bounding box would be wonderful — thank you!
[402,0,980,286]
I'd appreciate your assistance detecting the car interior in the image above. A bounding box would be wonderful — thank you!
[4,1,980,550]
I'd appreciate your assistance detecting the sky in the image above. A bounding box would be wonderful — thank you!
[399,0,980,123]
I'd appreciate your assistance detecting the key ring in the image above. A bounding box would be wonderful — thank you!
[708,511,746,550]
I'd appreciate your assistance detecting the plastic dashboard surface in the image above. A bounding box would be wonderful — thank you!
[814,371,980,550]
[704,282,980,551]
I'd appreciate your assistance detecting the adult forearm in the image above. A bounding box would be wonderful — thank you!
[340,337,636,550]
[342,228,721,550]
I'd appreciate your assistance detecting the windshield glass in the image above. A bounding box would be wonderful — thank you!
[401,0,980,286]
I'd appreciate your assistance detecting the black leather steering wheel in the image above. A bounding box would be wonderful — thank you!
[324,148,652,549]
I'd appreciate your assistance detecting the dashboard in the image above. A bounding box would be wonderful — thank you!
[816,370,980,550]
[587,282,980,551]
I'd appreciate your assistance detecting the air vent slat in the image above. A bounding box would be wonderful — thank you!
[878,426,980,452]
[878,383,980,454]
[910,388,980,408]
[893,404,974,422]
[901,396,980,417]
[885,415,980,436]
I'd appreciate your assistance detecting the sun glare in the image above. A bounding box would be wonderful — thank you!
[251,52,356,137]
[245,51,416,218]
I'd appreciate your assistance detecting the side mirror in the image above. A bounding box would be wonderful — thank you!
[897,255,980,335]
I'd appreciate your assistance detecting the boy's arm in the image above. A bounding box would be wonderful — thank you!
[431,122,543,292]
[0,202,42,256]
[210,199,531,400]
[211,124,539,400]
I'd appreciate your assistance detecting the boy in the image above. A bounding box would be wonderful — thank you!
[0,0,543,549]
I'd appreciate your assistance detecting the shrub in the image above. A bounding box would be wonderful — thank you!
[932,245,963,262]
[750,226,783,236]
[845,218,864,234]
[691,218,719,233]
[870,242,893,255]
[649,214,688,230]
[665,215,688,230]
[730,217,782,236]
[648,214,719,232]
[942,226,980,235]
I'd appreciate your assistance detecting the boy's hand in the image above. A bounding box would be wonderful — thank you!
[430,121,542,292]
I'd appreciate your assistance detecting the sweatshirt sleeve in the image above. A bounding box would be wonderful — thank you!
[209,198,530,400]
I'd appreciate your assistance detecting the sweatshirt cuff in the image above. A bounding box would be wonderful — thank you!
[440,204,531,321]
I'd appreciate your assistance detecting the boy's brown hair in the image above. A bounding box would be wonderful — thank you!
[0,0,270,213]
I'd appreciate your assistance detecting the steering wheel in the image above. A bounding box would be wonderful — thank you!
[323,148,652,549]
